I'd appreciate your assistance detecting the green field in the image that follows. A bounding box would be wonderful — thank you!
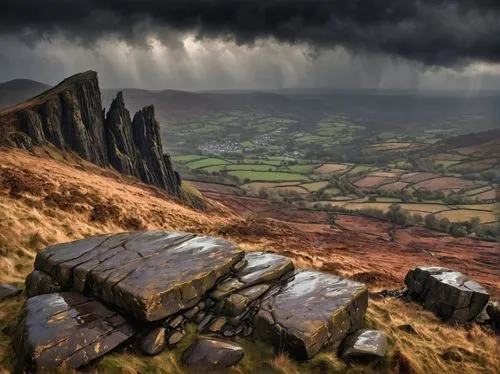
[228,170,309,182]
[187,158,231,169]
[165,107,498,237]
[172,154,204,162]
[201,164,277,172]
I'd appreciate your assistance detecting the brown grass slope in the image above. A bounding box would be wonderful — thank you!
[0,147,498,373]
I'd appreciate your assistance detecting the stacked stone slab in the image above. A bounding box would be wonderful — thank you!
[13,293,134,372]
[18,231,370,371]
[255,270,368,360]
[404,266,490,322]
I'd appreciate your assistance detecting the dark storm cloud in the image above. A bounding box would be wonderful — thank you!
[1,0,499,67]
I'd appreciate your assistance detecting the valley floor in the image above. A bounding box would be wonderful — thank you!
[0,148,498,373]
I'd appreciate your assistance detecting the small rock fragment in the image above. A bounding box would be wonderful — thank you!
[208,316,227,333]
[194,312,206,324]
[0,284,22,302]
[139,327,166,356]
[197,313,214,331]
[167,330,185,348]
[224,293,249,316]
[397,324,419,336]
[233,259,248,272]
[183,306,199,320]
[182,338,244,370]
[341,329,387,362]
[486,301,500,332]
[243,325,254,337]
[239,284,270,302]
[25,270,61,298]
[167,315,184,329]
[441,349,462,362]
[210,277,245,300]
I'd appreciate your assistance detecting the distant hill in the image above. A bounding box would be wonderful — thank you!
[102,88,223,125]
[0,79,51,109]
[102,88,305,126]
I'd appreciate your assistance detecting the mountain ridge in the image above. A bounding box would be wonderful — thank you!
[0,71,182,196]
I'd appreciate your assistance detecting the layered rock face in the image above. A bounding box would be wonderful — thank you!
[1,71,181,195]
[105,93,180,193]
[18,231,370,371]
[405,266,490,322]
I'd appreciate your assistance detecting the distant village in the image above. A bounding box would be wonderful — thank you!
[196,135,304,160]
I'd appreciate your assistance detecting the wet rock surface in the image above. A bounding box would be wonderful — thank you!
[405,266,490,322]
[181,338,244,370]
[255,270,368,360]
[341,329,387,362]
[17,231,376,370]
[486,301,500,332]
[25,270,61,298]
[30,231,243,321]
[139,327,166,356]
[14,292,134,371]
[0,284,21,301]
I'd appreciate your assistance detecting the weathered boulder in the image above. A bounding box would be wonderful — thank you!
[139,327,166,356]
[182,338,244,370]
[255,270,368,360]
[25,270,61,298]
[29,231,244,321]
[341,329,387,362]
[14,292,134,371]
[0,284,21,301]
[404,266,489,322]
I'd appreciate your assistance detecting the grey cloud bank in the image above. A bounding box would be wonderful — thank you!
[1,0,499,90]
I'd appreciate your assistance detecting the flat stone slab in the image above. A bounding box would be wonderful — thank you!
[405,266,490,322]
[238,252,294,285]
[14,292,134,371]
[0,284,22,301]
[255,270,368,360]
[31,231,243,321]
[209,252,294,300]
[341,329,387,361]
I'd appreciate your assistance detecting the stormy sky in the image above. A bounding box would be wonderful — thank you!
[1,0,500,91]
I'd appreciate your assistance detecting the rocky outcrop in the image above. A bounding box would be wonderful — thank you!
[14,292,134,371]
[30,231,243,321]
[405,266,490,322]
[105,94,180,194]
[19,231,372,371]
[1,71,181,195]
[15,72,108,166]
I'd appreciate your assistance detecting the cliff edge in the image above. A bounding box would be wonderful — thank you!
[0,71,181,195]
